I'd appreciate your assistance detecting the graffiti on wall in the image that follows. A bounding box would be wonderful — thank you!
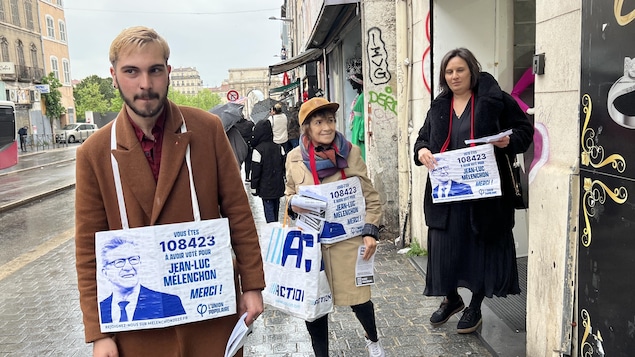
[528,122,549,184]
[368,86,397,117]
[421,12,432,93]
[366,27,391,85]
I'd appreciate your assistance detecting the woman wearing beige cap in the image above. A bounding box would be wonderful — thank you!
[285,97,385,357]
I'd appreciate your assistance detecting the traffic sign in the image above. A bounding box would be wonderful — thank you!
[227,90,239,102]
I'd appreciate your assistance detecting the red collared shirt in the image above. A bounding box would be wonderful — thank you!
[127,111,166,182]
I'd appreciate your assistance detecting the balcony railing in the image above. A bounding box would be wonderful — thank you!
[2,65,46,83]
[171,75,201,80]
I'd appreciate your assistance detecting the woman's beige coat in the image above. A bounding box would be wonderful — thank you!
[75,101,265,356]
[285,144,382,306]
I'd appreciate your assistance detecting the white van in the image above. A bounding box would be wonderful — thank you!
[55,123,99,143]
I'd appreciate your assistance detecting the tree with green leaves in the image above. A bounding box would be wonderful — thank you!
[189,89,223,110]
[74,76,117,120]
[41,73,66,130]
[73,74,223,117]
[109,93,124,113]
[75,82,109,117]
[167,88,222,111]
[74,75,115,102]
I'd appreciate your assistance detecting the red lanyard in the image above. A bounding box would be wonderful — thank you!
[440,94,475,153]
[309,144,347,184]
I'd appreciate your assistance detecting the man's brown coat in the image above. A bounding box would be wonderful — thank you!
[75,101,264,356]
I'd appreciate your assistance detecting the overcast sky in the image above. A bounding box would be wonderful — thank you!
[63,0,285,87]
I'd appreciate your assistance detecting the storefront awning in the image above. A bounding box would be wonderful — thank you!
[269,79,300,94]
[324,0,359,4]
[307,3,358,50]
[269,48,323,75]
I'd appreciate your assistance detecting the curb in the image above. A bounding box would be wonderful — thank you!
[0,158,76,178]
[0,183,76,214]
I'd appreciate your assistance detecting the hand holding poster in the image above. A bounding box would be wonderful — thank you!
[430,144,501,203]
[95,218,236,333]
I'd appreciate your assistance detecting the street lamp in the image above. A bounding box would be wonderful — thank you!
[273,54,286,59]
[268,16,293,22]
[269,16,294,59]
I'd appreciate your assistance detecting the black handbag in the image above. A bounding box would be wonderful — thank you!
[505,154,526,209]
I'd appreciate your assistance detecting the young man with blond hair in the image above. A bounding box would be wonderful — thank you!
[75,26,265,357]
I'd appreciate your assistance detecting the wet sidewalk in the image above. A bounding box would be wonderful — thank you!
[0,146,77,213]
[246,239,495,356]
[0,148,498,356]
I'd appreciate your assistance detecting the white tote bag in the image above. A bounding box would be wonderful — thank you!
[260,216,333,322]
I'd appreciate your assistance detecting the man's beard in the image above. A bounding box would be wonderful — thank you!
[117,82,169,118]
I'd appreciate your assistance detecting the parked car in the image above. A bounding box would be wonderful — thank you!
[55,123,99,143]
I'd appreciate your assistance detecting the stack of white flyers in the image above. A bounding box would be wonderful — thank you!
[464,129,513,145]
[224,312,252,357]
[294,190,328,233]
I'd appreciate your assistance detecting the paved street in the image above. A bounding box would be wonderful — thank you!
[0,146,77,213]
[0,148,496,357]
[245,241,495,357]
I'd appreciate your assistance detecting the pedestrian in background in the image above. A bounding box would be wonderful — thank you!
[234,115,255,181]
[285,102,301,152]
[18,126,28,152]
[269,102,288,152]
[74,26,264,357]
[413,47,533,333]
[250,119,285,223]
[285,97,385,357]
[225,125,248,166]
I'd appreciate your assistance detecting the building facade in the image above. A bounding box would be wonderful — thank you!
[38,0,75,126]
[270,0,635,355]
[270,0,399,238]
[206,67,282,120]
[0,0,46,130]
[225,67,281,103]
[170,66,203,95]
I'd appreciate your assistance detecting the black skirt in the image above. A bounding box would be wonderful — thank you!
[423,201,520,298]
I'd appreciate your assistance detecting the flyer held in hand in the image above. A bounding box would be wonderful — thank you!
[430,144,502,204]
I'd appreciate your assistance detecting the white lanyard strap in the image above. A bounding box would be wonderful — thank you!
[183,122,201,221]
[110,119,129,229]
[110,109,200,230]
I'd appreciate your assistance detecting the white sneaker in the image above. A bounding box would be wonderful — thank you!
[365,338,386,357]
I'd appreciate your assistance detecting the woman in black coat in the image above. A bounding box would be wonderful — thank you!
[250,119,286,222]
[413,48,533,333]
